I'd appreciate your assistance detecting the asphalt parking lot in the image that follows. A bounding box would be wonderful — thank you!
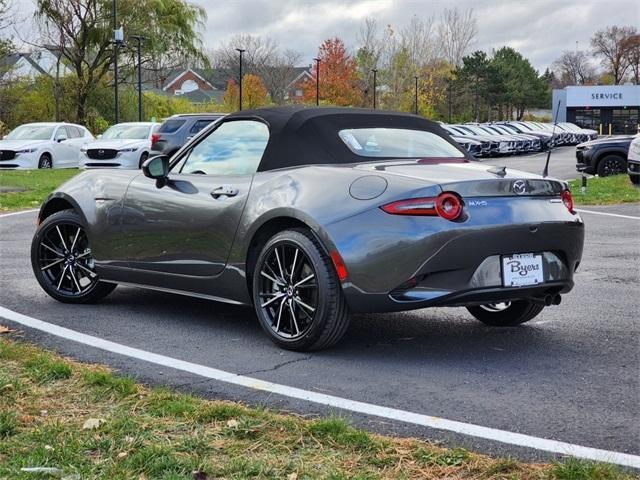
[1,194,638,463]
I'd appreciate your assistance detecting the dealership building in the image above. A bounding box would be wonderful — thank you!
[552,85,640,135]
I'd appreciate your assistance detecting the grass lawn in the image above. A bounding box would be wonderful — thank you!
[569,174,640,205]
[0,169,79,212]
[0,335,633,480]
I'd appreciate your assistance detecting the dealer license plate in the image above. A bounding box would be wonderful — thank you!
[501,253,544,287]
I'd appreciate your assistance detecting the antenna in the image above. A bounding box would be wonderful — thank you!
[543,100,562,178]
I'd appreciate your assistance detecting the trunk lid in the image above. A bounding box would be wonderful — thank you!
[354,158,566,197]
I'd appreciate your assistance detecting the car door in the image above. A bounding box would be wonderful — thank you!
[119,119,269,289]
[52,126,75,167]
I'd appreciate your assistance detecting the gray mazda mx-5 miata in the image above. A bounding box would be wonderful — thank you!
[31,107,584,351]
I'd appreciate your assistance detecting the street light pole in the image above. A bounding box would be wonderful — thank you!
[131,35,146,122]
[414,75,418,115]
[112,0,120,124]
[313,57,321,106]
[236,48,245,111]
[372,69,377,109]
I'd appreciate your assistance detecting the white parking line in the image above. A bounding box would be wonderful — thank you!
[0,208,38,218]
[0,305,638,469]
[576,209,640,220]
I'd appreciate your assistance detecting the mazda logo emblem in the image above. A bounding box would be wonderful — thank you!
[513,180,527,195]
[98,149,104,155]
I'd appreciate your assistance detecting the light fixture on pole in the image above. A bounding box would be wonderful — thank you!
[236,48,245,111]
[313,57,321,106]
[112,0,123,124]
[372,69,377,109]
[130,35,146,122]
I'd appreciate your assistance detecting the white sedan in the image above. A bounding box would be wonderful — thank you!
[80,122,159,169]
[0,122,94,169]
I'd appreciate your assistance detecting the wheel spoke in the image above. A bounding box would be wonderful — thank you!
[294,273,315,288]
[289,248,299,282]
[275,297,286,332]
[261,292,285,308]
[74,262,96,278]
[41,258,65,271]
[42,242,64,257]
[56,265,68,290]
[69,227,81,254]
[274,247,286,281]
[294,297,316,313]
[288,300,300,335]
[69,267,82,293]
[260,270,284,286]
[55,226,68,251]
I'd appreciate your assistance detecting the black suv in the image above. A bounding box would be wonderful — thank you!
[151,113,225,157]
[575,136,634,176]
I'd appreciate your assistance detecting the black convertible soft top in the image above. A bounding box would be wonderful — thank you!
[224,106,472,171]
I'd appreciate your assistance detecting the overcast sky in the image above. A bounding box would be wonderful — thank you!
[196,0,640,71]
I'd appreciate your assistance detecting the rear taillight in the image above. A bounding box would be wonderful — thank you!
[561,189,575,214]
[151,133,161,147]
[381,192,463,221]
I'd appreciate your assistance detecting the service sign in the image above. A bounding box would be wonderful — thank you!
[566,85,640,107]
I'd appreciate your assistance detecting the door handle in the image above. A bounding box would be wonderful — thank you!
[211,185,238,199]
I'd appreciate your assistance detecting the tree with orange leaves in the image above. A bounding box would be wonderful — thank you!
[303,38,363,106]
[223,75,269,111]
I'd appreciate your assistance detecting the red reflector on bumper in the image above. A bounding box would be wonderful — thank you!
[330,250,348,281]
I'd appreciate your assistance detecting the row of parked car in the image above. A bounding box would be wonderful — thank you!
[0,115,603,171]
[441,121,598,158]
[0,114,224,170]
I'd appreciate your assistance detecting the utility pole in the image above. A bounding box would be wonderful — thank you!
[112,0,123,124]
[372,69,377,109]
[236,48,245,111]
[414,75,418,115]
[131,35,146,122]
[313,57,321,106]
[448,78,452,122]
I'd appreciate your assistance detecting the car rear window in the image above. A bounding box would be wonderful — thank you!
[339,128,464,158]
[158,119,186,133]
[190,119,214,134]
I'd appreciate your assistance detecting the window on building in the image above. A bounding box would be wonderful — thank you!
[573,109,601,130]
[612,108,639,135]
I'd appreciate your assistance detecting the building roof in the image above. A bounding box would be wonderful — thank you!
[0,52,49,77]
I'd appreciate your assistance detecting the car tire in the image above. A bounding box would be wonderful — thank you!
[138,152,149,169]
[466,300,544,327]
[252,228,350,351]
[38,153,52,169]
[31,209,116,304]
[596,155,626,177]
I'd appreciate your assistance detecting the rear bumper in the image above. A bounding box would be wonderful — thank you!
[327,208,584,313]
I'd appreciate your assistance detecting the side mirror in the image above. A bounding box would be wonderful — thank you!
[56,134,67,143]
[142,155,170,188]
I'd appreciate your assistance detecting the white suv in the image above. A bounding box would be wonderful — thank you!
[0,122,94,169]
[80,122,160,169]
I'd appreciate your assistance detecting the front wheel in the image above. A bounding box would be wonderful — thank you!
[252,229,350,351]
[597,155,626,177]
[466,300,544,327]
[31,209,116,303]
[38,154,52,169]
[138,152,149,169]
[630,175,640,186]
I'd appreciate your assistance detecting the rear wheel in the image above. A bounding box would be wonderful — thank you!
[466,300,544,327]
[597,155,626,177]
[38,153,52,169]
[31,209,116,303]
[252,229,350,351]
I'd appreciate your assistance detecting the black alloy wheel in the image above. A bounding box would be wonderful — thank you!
[466,300,544,327]
[31,210,116,303]
[597,155,626,177]
[38,154,52,169]
[252,229,350,351]
[138,152,149,169]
